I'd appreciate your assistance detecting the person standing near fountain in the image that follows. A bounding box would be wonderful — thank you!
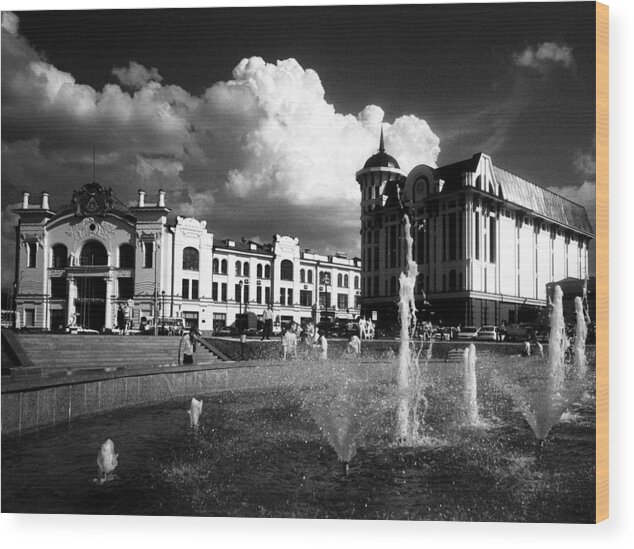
[261,304,274,340]
[316,329,328,360]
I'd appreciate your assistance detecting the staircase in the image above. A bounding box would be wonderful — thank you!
[2,332,228,377]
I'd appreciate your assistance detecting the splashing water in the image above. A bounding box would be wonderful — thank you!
[462,343,479,426]
[493,284,590,442]
[396,214,429,445]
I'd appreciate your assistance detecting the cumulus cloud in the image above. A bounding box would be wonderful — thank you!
[112,61,163,89]
[1,11,19,35]
[513,42,574,72]
[1,12,441,286]
[573,150,596,178]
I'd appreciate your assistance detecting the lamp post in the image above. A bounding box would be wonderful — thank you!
[161,290,166,332]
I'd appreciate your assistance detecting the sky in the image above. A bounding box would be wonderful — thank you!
[0,1,597,287]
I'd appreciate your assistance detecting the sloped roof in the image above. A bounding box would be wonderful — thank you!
[493,166,594,236]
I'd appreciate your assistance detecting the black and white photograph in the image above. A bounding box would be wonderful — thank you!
[1,0,605,527]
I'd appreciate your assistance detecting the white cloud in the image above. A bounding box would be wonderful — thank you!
[514,42,574,72]
[112,61,163,89]
[573,150,596,178]
[1,15,441,285]
[1,11,19,35]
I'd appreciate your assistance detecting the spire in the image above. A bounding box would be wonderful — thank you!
[379,126,385,153]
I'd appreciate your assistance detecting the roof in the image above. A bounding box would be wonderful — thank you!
[363,126,401,170]
[493,166,594,236]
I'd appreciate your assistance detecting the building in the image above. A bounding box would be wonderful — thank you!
[12,183,361,334]
[356,131,594,330]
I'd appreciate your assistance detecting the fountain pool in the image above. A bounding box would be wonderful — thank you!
[1,354,595,522]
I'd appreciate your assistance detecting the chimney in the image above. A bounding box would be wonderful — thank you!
[22,192,30,209]
[158,189,166,207]
[41,192,49,210]
[138,189,145,207]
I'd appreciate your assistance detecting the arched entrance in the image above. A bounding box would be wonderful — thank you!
[75,241,109,331]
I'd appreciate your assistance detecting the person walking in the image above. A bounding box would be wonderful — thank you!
[316,329,328,360]
[261,304,274,340]
[180,325,199,365]
[116,304,126,335]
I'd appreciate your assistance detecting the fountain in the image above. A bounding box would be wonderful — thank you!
[395,214,430,445]
[492,284,590,443]
[462,343,479,427]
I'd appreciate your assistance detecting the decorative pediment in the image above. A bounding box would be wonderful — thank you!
[65,217,117,241]
[70,181,115,217]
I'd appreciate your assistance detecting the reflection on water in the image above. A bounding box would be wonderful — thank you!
[2,369,595,521]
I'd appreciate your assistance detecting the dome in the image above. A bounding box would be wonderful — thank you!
[362,127,400,169]
[363,151,400,169]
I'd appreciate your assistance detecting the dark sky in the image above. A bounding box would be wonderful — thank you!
[2,2,597,284]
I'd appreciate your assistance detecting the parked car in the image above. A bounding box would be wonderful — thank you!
[505,323,536,342]
[476,325,498,341]
[457,326,479,340]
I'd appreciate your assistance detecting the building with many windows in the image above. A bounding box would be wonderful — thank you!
[357,132,594,330]
[12,183,361,334]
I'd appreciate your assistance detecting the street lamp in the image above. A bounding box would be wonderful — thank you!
[161,290,166,332]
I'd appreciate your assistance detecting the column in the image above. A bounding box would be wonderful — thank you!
[67,276,77,326]
[104,276,114,331]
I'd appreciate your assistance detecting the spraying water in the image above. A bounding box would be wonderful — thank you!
[462,343,479,426]
[396,214,429,444]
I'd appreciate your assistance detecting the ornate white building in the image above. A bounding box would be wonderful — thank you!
[357,132,594,329]
[12,183,361,334]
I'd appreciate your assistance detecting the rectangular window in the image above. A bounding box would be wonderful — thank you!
[244,285,249,304]
[27,242,37,268]
[265,287,270,305]
[279,288,285,306]
[191,280,199,300]
[300,290,312,306]
[442,214,447,262]
[319,291,330,309]
[374,276,379,296]
[24,308,35,327]
[144,242,153,268]
[448,212,457,261]
[50,278,67,299]
[337,293,348,310]
[235,284,242,303]
[287,289,293,306]
[489,217,497,263]
[475,212,480,260]
[374,246,379,271]
[221,283,227,302]
[256,286,262,304]
[182,279,190,300]
[213,313,226,333]
[117,277,134,299]
[212,282,218,301]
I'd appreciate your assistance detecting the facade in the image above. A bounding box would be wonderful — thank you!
[12,184,361,334]
[357,132,594,330]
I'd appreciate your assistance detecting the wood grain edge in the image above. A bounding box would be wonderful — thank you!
[595,0,609,524]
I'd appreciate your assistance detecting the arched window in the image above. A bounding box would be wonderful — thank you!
[221,259,227,274]
[257,264,263,278]
[337,273,343,287]
[119,244,135,268]
[264,265,271,279]
[280,260,293,281]
[354,275,359,289]
[51,244,68,268]
[307,270,313,284]
[213,258,219,273]
[80,241,108,266]
[182,247,199,271]
[344,274,349,288]
[414,177,429,202]
[235,260,242,276]
[243,262,250,277]
[300,269,305,283]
